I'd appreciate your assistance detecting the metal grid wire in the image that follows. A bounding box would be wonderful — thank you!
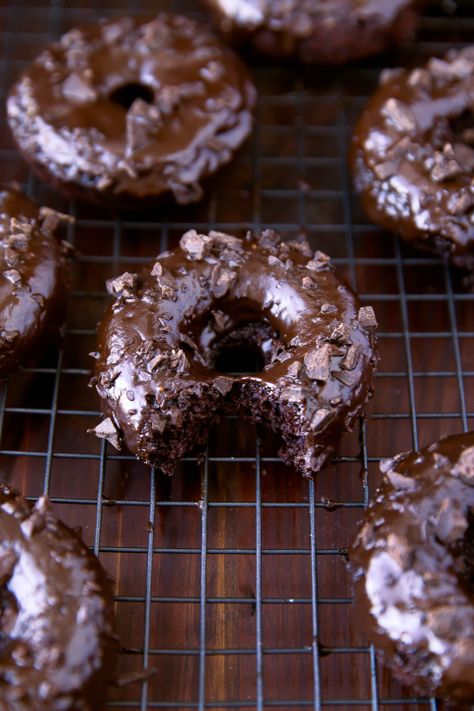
[0,0,473,708]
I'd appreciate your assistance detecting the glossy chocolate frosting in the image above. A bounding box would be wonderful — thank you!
[201,0,420,64]
[7,13,256,208]
[352,47,474,274]
[0,483,117,710]
[91,229,377,477]
[0,187,70,377]
[350,433,474,703]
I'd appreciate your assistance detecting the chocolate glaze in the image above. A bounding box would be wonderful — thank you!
[352,47,474,275]
[0,187,70,377]
[349,433,474,704]
[91,229,377,477]
[7,13,256,209]
[201,0,420,64]
[0,483,117,709]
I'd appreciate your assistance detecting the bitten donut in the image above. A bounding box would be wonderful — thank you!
[200,0,420,65]
[0,187,70,377]
[0,483,117,709]
[91,229,377,477]
[349,433,474,704]
[352,47,474,275]
[7,13,256,209]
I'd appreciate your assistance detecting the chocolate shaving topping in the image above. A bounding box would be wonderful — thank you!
[3,269,21,285]
[382,98,417,134]
[341,344,360,371]
[151,261,163,278]
[106,272,138,297]
[210,265,236,298]
[180,230,213,260]
[90,417,121,450]
[329,322,350,344]
[258,229,281,252]
[447,190,474,216]
[430,149,461,183]
[358,306,378,331]
[62,72,97,103]
[306,251,331,271]
[288,239,313,257]
[304,344,332,382]
[287,360,302,377]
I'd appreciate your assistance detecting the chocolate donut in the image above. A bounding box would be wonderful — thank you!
[0,187,70,377]
[200,0,420,65]
[349,433,474,703]
[0,483,117,709]
[351,47,474,275]
[7,13,256,209]
[90,229,377,477]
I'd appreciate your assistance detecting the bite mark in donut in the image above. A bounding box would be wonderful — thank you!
[91,229,378,477]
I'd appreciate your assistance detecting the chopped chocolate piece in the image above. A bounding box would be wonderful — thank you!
[304,344,332,382]
[287,360,302,377]
[180,230,213,260]
[90,417,121,450]
[382,98,417,134]
[61,72,97,103]
[151,261,163,277]
[358,306,378,331]
[210,265,236,298]
[4,269,21,284]
[341,344,360,371]
[106,271,138,296]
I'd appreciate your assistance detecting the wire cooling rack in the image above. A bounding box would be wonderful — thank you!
[1,0,473,708]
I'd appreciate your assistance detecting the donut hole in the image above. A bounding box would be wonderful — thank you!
[216,342,265,375]
[109,82,154,110]
[214,321,275,375]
